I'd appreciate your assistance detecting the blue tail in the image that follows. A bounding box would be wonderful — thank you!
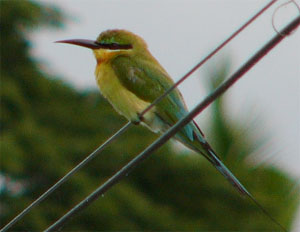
[176,121,250,195]
[191,137,250,196]
[176,121,287,231]
[206,147,250,196]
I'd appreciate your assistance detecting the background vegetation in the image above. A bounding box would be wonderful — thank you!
[0,0,299,231]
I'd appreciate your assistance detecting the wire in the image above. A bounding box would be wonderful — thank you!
[139,0,279,117]
[44,16,300,232]
[0,1,280,231]
[0,122,133,232]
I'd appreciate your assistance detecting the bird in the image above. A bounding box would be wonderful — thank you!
[56,29,288,231]
[56,29,250,195]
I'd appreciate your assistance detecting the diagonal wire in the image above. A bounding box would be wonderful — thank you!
[0,122,133,232]
[0,1,278,231]
[139,0,279,117]
[44,16,300,232]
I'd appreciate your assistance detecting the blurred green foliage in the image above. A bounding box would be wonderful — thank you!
[0,0,299,231]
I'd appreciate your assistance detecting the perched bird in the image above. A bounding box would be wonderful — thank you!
[57,29,249,195]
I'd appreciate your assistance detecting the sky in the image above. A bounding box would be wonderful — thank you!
[31,0,300,230]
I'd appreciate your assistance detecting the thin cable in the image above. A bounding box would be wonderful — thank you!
[139,0,278,117]
[1,2,276,231]
[0,122,133,232]
[44,16,300,232]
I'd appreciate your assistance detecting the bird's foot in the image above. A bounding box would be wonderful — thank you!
[132,114,144,125]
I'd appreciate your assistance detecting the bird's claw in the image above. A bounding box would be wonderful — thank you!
[132,114,144,125]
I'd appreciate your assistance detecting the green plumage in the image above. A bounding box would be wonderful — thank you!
[94,29,250,196]
[60,29,251,195]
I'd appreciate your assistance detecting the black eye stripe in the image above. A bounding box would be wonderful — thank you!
[96,42,133,50]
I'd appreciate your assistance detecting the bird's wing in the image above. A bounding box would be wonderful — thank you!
[112,56,254,198]
[111,55,195,140]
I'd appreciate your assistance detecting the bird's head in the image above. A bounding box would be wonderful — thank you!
[56,29,148,63]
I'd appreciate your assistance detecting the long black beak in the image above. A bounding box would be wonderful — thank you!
[55,39,132,50]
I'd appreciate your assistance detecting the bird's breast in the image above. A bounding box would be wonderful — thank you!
[95,62,154,123]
